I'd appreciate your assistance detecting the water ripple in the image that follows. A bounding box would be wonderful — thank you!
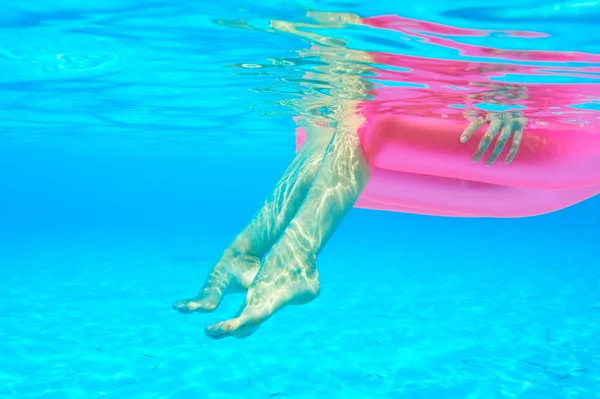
[0,2,598,151]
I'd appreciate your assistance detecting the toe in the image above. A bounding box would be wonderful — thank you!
[172,300,195,314]
[205,317,260,339]
[173,300,214,314]
[172,289,222,314]
[205,320,233,339]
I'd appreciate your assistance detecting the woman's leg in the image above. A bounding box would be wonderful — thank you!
[180,11,373,330]
[205,111,372,339]
[173,128,333,313]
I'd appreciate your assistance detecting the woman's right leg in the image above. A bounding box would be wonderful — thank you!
[173,127,333,313]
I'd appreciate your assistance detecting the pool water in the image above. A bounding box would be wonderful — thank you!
[1,1,599,398]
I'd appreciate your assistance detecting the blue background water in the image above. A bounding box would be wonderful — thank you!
[1,1,599,398]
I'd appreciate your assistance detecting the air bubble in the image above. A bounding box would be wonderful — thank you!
[55,52,120,72]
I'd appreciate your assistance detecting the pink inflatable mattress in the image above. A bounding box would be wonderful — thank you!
[293,15,600,217]
[295,116,600,217]
[295,115,600,217]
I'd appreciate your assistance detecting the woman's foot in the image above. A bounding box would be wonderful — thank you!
[172,253,261,314]
[205,250,320,339]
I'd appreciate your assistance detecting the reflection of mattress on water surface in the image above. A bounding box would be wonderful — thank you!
[295,115,600,217]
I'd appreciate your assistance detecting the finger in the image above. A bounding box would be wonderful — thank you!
[505,117,527,164]
[472,114,502,163]
[485,119,513,166]
[460,116,486,143]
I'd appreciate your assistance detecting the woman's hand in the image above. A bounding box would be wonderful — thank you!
[460,111,528,166]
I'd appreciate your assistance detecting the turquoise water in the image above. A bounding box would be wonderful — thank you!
[1,1,600,398]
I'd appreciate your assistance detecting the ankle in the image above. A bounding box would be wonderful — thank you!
[281,232,318,266]
[224,240,265,261]
[222,246,249,260]
[219,248,261,270]
[266,243,316,272]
